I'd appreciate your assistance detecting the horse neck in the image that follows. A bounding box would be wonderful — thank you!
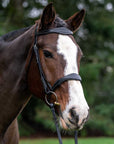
[0,25,35,135]
[1,26,31,42]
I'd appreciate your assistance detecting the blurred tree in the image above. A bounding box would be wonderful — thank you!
[0,0,24,26]
[0,0,47,26]
[7,0,24,25]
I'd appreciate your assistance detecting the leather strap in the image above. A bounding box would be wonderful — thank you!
[37,27,73,36]
[52,73,81,91]
[50,104,63,144]
[34,44,52,94]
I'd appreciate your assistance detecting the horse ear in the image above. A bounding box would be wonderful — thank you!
[39,3,56,30]
[66,9,85,32]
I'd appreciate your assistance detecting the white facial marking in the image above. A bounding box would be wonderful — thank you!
[57,35,79,74]
[57,34,89,129]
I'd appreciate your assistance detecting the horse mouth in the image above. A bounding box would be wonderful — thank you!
[60,117,84,130]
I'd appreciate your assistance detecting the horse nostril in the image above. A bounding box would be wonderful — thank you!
[69,107,79,124]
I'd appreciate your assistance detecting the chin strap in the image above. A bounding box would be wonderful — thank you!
[50,103,78,144]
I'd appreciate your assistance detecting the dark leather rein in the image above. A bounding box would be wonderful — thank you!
[31,25,81,144]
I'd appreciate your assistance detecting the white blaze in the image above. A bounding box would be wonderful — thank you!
[57,34,89,128]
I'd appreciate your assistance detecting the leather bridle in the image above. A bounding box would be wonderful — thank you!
[30,25,81,144]
[34,26,81,100]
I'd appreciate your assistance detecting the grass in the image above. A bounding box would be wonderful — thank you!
[20,137,114,144]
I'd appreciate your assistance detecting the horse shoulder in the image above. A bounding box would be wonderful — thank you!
[3,119,19,144]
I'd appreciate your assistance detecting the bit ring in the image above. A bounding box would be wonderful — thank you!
[45,91,59,106]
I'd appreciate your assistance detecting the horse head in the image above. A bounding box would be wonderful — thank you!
[28,3,89,130]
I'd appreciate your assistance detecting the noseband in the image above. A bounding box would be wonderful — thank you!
[31,25,81,144]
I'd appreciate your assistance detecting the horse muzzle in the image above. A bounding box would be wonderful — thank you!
[60,106,89,130]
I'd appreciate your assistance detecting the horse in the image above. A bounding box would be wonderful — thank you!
[0,3,89,144]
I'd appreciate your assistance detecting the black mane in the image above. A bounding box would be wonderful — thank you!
[1,26,31,42]
[0,16,67,42]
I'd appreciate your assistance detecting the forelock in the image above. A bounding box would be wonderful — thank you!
[54,16,68,28]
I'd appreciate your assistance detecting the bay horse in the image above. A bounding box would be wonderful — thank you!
[0,3,89,144]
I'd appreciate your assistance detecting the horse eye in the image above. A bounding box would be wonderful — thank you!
[43,50,53,58]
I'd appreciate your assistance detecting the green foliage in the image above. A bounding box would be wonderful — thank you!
[85,116,114,136]
[18,115,35,137]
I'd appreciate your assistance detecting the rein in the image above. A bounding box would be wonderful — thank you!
[31,25,82,144]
